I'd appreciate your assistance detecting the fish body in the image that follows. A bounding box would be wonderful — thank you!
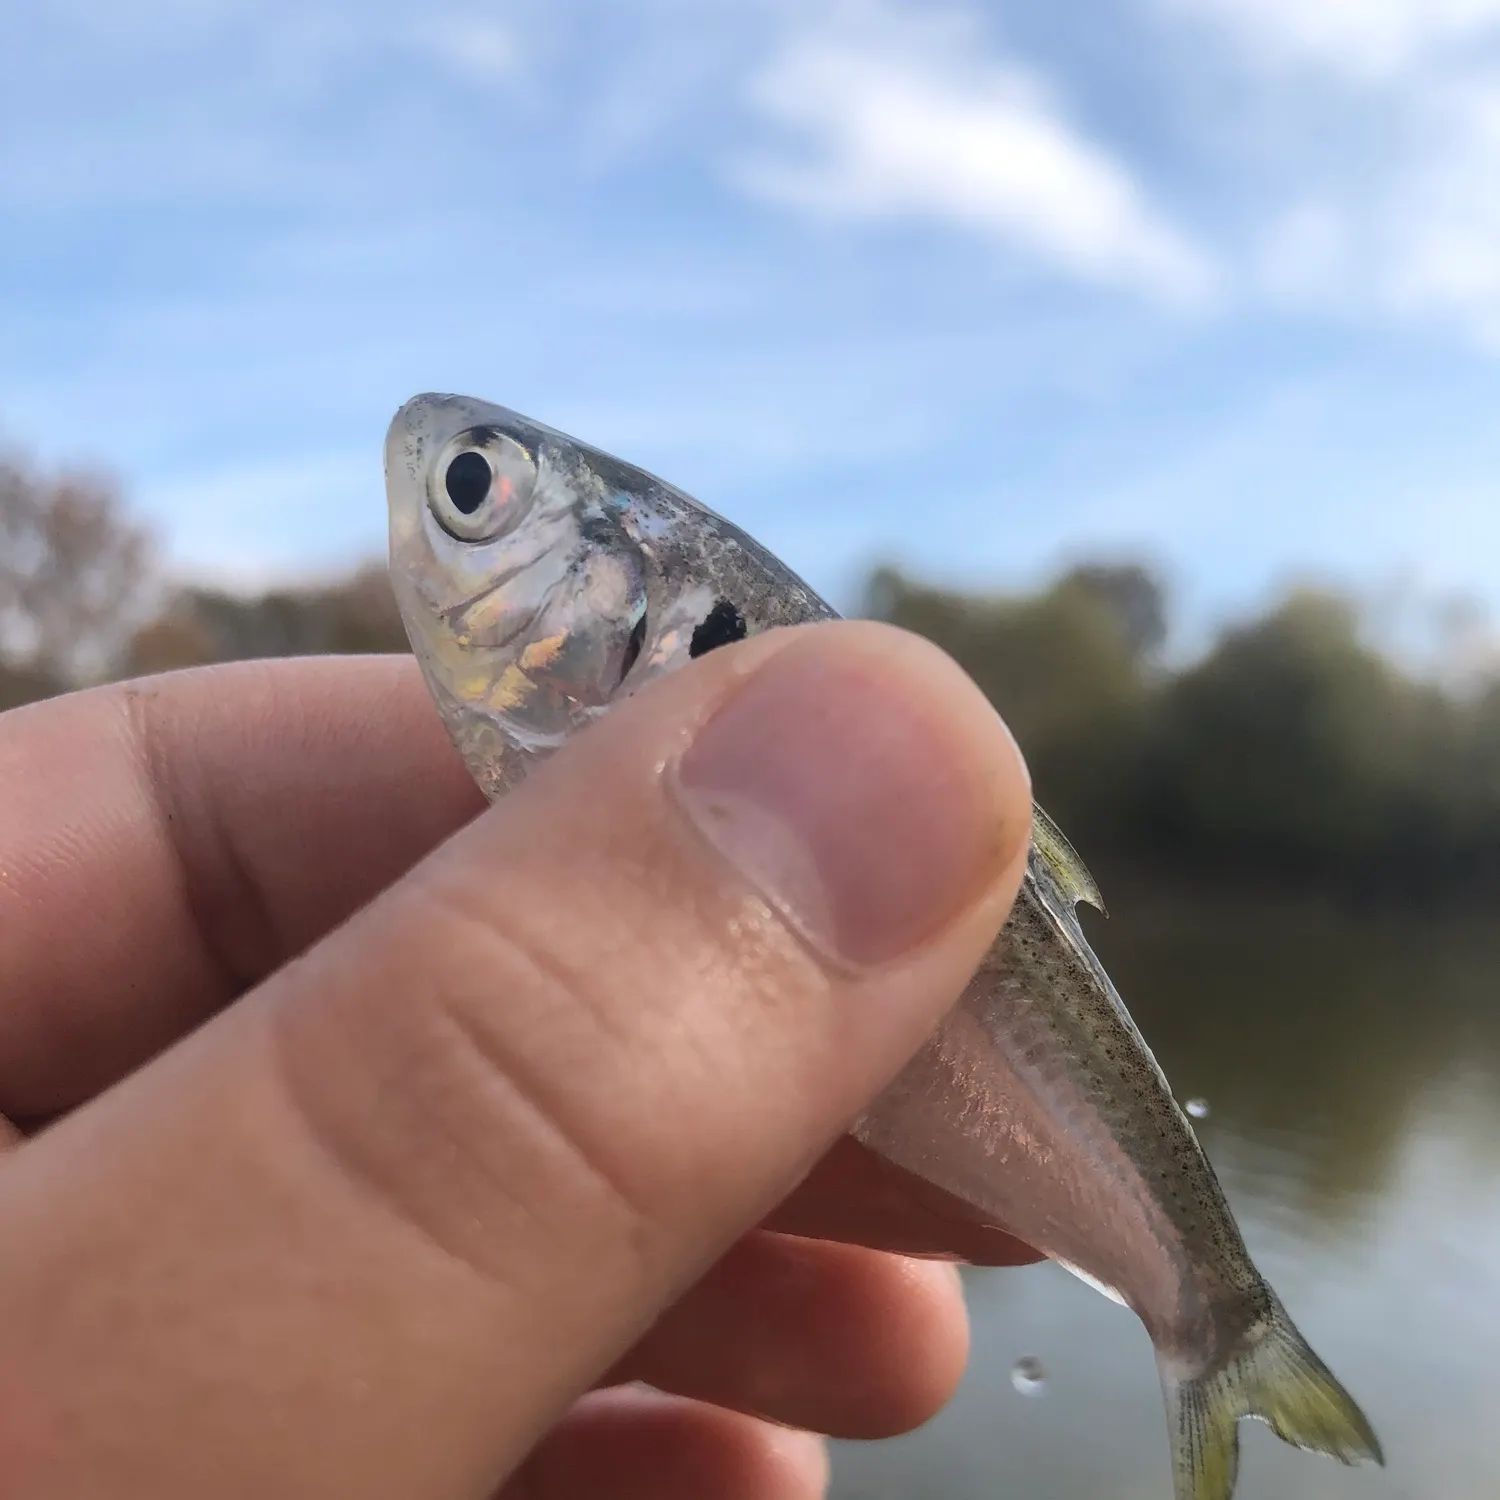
[385,392,1382,1500]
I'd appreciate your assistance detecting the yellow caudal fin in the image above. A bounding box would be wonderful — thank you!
[1159,1301,1383,1500]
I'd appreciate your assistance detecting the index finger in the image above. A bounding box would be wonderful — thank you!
[0,656,485,1116]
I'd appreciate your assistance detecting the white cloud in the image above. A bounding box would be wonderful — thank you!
[1167,0,1500,80]
[1375,82,1500,345]
[410,13,519,81]
[1157,0,1500,347]
[1243,73,1500,348]
[732,9,1217,305]
[1258,204,1355,306]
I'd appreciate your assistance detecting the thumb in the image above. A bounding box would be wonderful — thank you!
[0,621,1031,1500]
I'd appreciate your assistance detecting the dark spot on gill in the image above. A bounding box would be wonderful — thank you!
[620,610,647,683]
[689,599,748,658]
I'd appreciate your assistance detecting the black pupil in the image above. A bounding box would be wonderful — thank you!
[445,451,493,515]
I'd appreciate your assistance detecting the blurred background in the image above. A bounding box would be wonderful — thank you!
[4,1,1500,1495]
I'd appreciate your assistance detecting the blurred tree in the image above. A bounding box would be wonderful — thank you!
[0,662,57,712]
[0,451,155,688]
[125,562,409,675]
[1144,588,1469,892]
[864,565,1158,842]
[1055,562,1167,663]
[866,567,1500,897]
[124,608,221,677]
[1455,680,1500,884]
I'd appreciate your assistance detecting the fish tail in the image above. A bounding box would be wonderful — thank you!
[1158,1300,1383,1500]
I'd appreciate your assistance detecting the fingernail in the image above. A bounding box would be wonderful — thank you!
[672,631,1020,968]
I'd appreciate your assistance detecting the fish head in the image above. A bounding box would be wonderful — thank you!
[386,391,836,795]
[386,392,657,790]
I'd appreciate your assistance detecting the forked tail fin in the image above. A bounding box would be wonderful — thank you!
[1158,1301,1383,1500]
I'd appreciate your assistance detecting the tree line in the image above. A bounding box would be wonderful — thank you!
[871,564,1500,901]
[5,447,1500,899]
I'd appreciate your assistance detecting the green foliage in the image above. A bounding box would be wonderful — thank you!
[1147,591,1458,882]
[867,563,1159,840]
[867,567,1500,899]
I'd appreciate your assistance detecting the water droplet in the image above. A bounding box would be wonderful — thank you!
[1011,1355,1048,1396]
[1185,1097,1210,1120]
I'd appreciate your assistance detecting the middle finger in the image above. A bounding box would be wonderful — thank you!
[610,1231,969,1438]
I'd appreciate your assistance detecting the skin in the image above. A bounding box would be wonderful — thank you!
[0,624,1036,1499]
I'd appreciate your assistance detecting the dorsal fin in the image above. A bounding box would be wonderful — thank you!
[1031,802,1106,915]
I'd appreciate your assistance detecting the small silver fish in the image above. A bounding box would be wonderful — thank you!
[385,392,1383,1500]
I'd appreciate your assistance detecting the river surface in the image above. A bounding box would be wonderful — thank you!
[830,890,1500,1500]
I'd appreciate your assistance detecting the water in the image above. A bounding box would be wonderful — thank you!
[830,888,1500,1500]
[1010,1355,1048,1397]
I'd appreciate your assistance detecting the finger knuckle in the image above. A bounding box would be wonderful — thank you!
[270,883,663,1297]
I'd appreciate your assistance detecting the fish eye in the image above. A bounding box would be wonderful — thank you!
[428,427,537,541]
[445,451,492,515]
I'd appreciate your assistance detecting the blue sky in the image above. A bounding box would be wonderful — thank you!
[5,0,1500,661]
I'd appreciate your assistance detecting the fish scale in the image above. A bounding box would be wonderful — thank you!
[386,391,1383,1500]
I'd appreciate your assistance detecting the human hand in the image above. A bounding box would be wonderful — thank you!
[0,621,1033,1499]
